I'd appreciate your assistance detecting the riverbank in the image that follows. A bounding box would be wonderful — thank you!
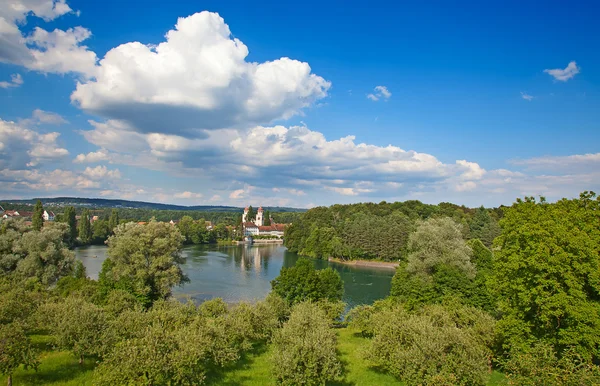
[328,257,399,270]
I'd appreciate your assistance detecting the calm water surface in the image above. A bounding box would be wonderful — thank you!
[76,244,394,309]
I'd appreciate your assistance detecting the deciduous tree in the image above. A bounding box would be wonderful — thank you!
[102,221,188,306]
[491,192,600,360]
[0,323,39,386]
[271,302,343,385]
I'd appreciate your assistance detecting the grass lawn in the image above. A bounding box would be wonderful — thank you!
[0,335,95,386]
[1,331,507,385]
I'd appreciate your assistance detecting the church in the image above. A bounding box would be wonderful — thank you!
[242,206,286,237]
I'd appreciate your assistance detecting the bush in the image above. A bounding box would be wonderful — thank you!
[503,343,600,386]
[271,302,343,385]
[41,296,109,364]
[271,258,343,306]
[365,303,494,386]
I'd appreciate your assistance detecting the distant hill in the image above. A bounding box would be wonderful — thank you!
[0,197,305,213]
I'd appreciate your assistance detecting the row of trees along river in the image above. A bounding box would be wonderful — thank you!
[1,192,600,385]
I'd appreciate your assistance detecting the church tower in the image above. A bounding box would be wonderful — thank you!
[256,207,264,226]
[242,206,249,223]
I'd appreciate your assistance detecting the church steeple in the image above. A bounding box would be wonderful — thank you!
[256,207,264,226]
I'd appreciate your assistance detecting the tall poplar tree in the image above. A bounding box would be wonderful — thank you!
[78,209,92,244]
[32,200,43,231]
[108,209,119,234]
[63,206,77,244]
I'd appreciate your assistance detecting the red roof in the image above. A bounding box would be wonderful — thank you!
[243,222,258,228]
[258,206,263,211]
[258,224,286,232]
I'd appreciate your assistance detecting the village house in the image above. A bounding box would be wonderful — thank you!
[43,210,55,221]
[2,210,34,219]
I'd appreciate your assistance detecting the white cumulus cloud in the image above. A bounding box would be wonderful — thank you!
[0,0,97,77]
[0,117,69,168]
[74,149,109,163]
[544,61,580,82]
[174,191,203,199]
[71,11,330,136]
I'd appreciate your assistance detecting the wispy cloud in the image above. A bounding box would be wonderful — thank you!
[367,85,392,101]
[520,91,534,101]
[0,74,23,89]
[544,61,580,81]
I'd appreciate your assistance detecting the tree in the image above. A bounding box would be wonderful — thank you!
[78,209,92,244]
[406,217,475,278]
[469,207,501,247]
[271,302,343,385]
[92,220,109,244]
[107,209,119,234]
[0,323,39,386]
[63,206,77,245]
[271,259,343,306]
[246,206,256,222]
[42,297,108,364]
[11,223,75,286]
[32,200,43,231]
[490,192,600,361]
[364,303,495,385]
[101,221,188,306]
[263,210,271,226]
[177,215,194,244]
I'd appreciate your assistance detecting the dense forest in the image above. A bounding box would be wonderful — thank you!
[1,192,599,385]
[284,200,502,261]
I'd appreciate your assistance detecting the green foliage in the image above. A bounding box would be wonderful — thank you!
[198,297,228,318]
[503,343,600,386]
[490,192,600,360]
[107,209,119,234]
[41,297,108,363]
[78,209,92,245]
[407,217,475,278]
[469,207,501,247]
[62,207,77,245]
[364,303,495,386]
[32,200,44,231]
[102,221,188,306]
[263,210,271,225]
[91,220,109,244]
[284,200,492,261]
[0,281,42,330]
[3,222,75,286]
[95,298,279,386]
[0,323,39,384]
[271,302,343,385]
[271,258,343,306]
[246,206,256,222]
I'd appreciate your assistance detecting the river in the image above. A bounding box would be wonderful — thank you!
[75,244,394,309]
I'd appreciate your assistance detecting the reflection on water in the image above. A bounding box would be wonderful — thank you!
[75,244,394,309]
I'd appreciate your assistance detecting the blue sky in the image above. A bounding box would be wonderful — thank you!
[1,0,598,208]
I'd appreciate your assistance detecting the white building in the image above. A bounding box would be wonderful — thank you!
[243,222,259,236]
[242,206,265,226]
[43,210,55,221]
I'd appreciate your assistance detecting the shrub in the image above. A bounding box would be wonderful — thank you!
[503,343,600,386]
[271,258,343,306]
[365,303,494,386]
[271,302,343,385]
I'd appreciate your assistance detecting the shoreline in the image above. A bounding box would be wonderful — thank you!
[328,257,399,270]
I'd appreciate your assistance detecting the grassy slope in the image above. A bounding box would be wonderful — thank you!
[1,331,506,385]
